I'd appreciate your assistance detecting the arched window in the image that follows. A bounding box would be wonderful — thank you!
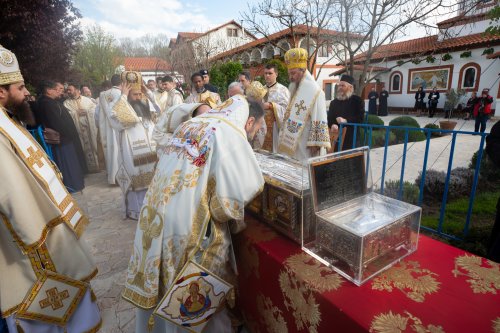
[459,63,481,91]
[390,71,403,94]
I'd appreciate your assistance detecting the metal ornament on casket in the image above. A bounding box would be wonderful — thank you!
[247,150,314,244]
[304,147,421,286]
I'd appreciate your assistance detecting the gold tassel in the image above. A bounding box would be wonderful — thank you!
[148,314,155,332]
[227,288,236,308]
[16,319,25,333]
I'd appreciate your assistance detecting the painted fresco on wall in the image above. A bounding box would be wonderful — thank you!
[408,65,453,92]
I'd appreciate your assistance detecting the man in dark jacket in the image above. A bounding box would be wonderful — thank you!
[328,75,365,151]
[486,120,500,262]
[36,80,87,192]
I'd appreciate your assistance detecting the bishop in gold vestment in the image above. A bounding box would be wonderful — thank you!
[0,44,101,333]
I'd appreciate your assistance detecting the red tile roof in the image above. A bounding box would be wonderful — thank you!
[330,65,389,76]
[124,57,171,71]
[353,33,500,63]
[436,12,488,28]
[211,25,362,61]
[177,32,203,40]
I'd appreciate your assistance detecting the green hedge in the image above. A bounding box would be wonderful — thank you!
[389,116,425,143]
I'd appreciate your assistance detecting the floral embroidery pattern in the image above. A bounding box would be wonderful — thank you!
[308,120,330,144]
[370,311,445,333]
[371,261,440,302]
[256,294,288,333]
[286,119,303,134]
[452,254,500,294]
[279,270,321,333]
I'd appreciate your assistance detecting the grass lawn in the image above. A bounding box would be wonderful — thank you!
[420,191,499,257]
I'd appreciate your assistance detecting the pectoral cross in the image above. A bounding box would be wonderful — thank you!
[26,147,44,168]
[295,100,307,116]
[39,287,70,311]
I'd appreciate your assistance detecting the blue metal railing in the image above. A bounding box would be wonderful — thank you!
[337,122,489,241]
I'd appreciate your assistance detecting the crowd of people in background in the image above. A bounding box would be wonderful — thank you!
[414,86,494,132]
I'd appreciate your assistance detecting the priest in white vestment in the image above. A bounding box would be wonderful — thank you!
[152,102,210,156]
[122,95,265,333]
[263,63,290,152]
[111,71,157,220]
[185,72,221,108]
[64,83,100,172]
[0,44,101,333]
[155,75,184,114]
[277,48,331,161]
[97,74,122,184]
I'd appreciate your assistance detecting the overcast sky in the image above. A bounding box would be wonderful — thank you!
[72,0,456,42]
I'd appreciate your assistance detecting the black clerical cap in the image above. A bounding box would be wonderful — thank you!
[340,74,355,85]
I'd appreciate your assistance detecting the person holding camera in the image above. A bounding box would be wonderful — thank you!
[427,87,439,118]
[473,88,493,133]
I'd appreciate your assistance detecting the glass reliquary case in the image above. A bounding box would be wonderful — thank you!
[247,150,314,244]
[304,147,421,285]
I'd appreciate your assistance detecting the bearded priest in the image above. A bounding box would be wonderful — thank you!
[277,48,331,160]
[64,83,100,173]
[0,44,101,332]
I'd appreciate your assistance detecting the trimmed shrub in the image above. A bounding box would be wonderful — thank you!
[367,114,384,126]
[415,167,475,201]
[424,123,441,137]
[369,130,397,148]
[388,116,425,143]
[382,180,420,205]
[388,116,420,128]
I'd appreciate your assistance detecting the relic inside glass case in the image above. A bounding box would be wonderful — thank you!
[304,147,421,286]
[247,150,314,244]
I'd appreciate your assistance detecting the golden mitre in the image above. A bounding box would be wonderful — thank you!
[284,48,308,70]
[121,71,142,90]
[245,81,268,100]
[0,44,24,85]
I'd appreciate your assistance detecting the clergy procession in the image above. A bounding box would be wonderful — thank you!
[1,37,364,331]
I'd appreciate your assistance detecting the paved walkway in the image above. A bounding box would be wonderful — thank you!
[363,115,495,187]
[73,174,136,333]
[70,114,497,332]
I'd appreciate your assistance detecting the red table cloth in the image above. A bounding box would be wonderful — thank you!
[233,217,500,333]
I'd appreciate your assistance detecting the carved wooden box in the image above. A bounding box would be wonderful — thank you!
[247,151,314,244]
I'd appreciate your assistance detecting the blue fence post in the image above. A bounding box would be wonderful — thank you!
[398,129,410,200]
[437,132,458,234]
[380,128,391,194]
[418,130,433,206]
[463,134,486,236]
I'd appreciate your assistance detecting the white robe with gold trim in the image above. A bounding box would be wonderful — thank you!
[98,86,121,184]
[111,96,157,220]
[155,88,184,114]
[122,95,264,333]
[277,71,330,161]
[0,107,100,332]
[64,95,100,172]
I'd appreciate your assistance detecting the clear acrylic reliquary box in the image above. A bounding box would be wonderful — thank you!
[303,147,421,286]
[247,150,314,244]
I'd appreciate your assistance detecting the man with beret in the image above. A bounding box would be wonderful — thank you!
[277,48,331,160]
[200,69,219,93]
[327,74,365,151]
[0,44,101,332]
